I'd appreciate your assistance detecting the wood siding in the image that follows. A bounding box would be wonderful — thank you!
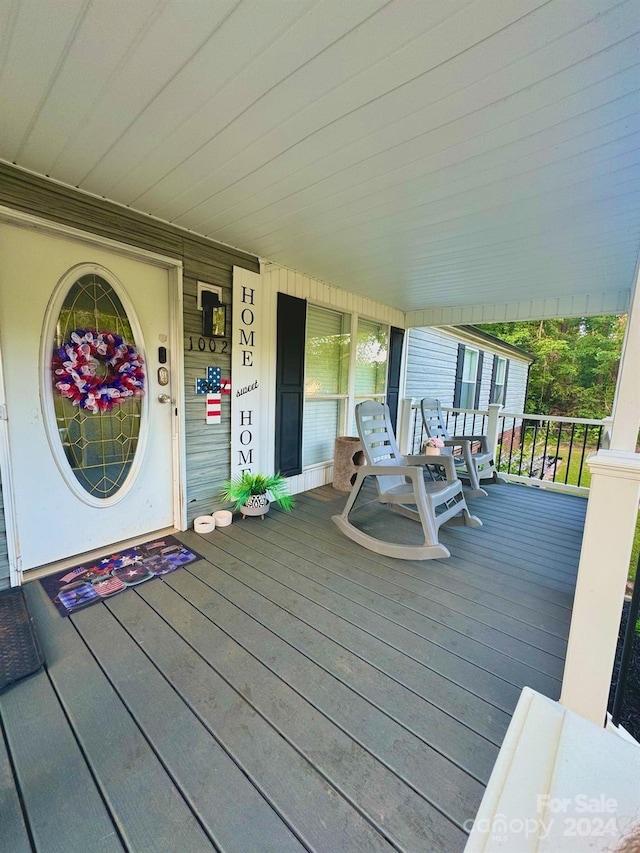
[405,326,530,412]
[405,327,460,405]
[0,165,260,559]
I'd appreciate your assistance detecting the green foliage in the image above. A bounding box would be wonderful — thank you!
[631,513,640,584]
[478,316,626,418]
[221,472,295,512]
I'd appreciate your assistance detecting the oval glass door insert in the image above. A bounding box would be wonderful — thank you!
[50,271,146,499]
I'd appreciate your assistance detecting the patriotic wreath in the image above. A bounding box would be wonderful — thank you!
[52,328,145,414]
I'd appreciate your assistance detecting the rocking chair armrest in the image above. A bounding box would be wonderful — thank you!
[405,454,458,480]
[360,464,424,478]
[444,435,489,452]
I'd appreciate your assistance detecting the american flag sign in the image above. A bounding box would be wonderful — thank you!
[206,393,221,424]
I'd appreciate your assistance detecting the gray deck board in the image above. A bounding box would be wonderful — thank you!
[109,584,400,853]
[1,483,583,853]
[236,509,568,655]
[294,490,578,604]
[0,662,123,853]
[214,518,563,694]
[167,565,488,807]
[278,504,571,635]
[25,583,213,853]
[181,550,499,782]
[76,594,305,853]
[193,524,517,729]
[0,707,33,853]
[139,574,469,849]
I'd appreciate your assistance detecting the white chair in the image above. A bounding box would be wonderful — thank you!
[420,396,505,498]
[332,400,481,560]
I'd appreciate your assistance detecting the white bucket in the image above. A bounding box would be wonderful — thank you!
[213,510,233,527]
[194,515,215,534]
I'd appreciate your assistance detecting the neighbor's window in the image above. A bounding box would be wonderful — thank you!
[491,356,508,405]
[458,347,479,409]
[302,306,350,466]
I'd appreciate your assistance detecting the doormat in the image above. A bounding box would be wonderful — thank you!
[39,535,203,617]
[0,587,45,692]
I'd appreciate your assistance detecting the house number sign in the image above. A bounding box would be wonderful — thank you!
[186,335,229,353]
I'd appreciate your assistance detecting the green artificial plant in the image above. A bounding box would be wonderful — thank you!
[221,471,295,512]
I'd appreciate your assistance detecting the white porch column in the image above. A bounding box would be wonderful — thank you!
[560,263,640,725]
[397,398,414,455]
[560,452,640,725]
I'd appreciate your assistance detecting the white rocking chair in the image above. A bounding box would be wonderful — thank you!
[420,396,506,498]
[332,400,481,560]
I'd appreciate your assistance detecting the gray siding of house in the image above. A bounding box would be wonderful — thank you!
[0,165,260,579]
[503,359,529,412]
[404,326,530,412]
[405,327,460,405]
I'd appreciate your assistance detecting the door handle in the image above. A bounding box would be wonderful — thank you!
[158,394,172,404]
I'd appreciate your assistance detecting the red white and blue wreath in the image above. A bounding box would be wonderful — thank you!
[52,329,145,414]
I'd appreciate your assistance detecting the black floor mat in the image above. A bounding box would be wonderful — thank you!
[0,588,45,692]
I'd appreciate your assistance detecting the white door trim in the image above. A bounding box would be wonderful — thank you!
[0,327,21,587]
[0,206,187,584]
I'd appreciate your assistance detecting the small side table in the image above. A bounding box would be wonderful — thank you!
[333,436,365,491]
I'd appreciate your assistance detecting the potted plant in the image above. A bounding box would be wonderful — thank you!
[422,436,445,455]
[220,471,295,519]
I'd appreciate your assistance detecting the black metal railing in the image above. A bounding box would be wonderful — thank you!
[496,414,604,488]
[611,552,640,731]
[408,402,606,491]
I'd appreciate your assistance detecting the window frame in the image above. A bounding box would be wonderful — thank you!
[490,355,509,406]
[301,306,390,469]
[457,345,479,410]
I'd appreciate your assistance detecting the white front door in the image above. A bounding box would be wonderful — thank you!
[0,221,181,572]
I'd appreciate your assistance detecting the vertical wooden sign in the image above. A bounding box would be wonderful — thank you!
[231,267,265,476]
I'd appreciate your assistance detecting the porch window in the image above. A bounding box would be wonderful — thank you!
[352,318,389,428]
[302,306,350,466]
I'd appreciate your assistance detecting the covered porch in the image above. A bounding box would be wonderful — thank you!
[1,482,584,852]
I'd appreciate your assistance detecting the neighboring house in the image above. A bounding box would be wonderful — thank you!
[403,325,533,414]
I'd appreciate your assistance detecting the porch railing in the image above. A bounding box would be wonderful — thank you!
[399,399,608,495]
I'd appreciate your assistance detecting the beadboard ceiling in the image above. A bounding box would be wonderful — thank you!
[1,0,639,317]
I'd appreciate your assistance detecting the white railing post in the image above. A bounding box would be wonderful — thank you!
[601,416,613,450]
[560,450,640,725]
[486,403,503,459]
[398,398,414,455]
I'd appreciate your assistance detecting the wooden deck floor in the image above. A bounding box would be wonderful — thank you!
[0,483,585,853]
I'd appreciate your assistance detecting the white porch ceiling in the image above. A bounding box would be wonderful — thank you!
[1,0,639,317]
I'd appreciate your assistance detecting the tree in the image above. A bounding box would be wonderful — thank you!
[477,315,626,417]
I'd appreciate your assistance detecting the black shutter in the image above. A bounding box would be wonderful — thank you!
[386,326,404,430]
[275,293,307,477]
[453,344,465,407]
[474,351,484,408]
[489,355,498,403]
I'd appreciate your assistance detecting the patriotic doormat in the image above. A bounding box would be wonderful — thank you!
[39,536,203,617]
